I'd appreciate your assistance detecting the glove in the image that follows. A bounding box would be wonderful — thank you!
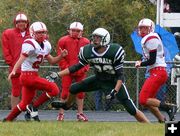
[46,71,59,82]
[106,89,118,100]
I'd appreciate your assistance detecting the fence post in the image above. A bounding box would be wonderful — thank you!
[136,68,140,108]
[177,76,180,112]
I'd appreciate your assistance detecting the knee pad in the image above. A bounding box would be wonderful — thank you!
[76,92,85,99]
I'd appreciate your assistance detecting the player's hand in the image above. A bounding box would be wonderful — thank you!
[106,89,118,100]
[46,71,59,82]
[8,71,16,81]
[59,48,68,58]
[135,61,141,68]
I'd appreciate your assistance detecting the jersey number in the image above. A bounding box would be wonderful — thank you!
[32,55,44,69]
[94,65,115,74]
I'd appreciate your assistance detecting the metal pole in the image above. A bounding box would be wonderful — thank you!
[176,76,180,112]
[136,68,140,108]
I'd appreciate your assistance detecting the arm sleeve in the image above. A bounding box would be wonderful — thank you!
[114,46,125,71]
[57,39,69,69]
[115,68,124,81]
[21,43,35,56]
[69,63,84,73]
[78,47,89,66]
[141,50,157,66]
[1,31,13,65]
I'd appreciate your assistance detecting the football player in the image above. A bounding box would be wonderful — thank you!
[3,21,67,122]
[1,13,30,109]
[48,28,150,123]
[56,22,90,121]
[135,18,177,122]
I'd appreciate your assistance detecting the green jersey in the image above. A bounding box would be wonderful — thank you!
[78,43,125,80]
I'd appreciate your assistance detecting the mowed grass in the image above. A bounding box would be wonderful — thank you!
[0,121,164,136]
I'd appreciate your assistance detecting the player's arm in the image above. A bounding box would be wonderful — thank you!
[46,48,68,64]
[57,63,84,77]
[106,68,124,100]
[8,54,27,80]
[135,50,157,67]
[1,31,13,65]
[106,46,125,99]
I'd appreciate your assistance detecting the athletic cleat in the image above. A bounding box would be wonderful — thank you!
[77,113,88,122]
[57,113,64,121]
[51,100,69,110]
[24,111,31,121]
[167,105,177,121]
[2,118,7,122]
[26,104,40,122]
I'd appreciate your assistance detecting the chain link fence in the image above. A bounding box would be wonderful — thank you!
[0,61,177,111]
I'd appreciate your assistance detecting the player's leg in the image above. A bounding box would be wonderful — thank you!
[31,76,60,107]
[51,75,99,109]
[10,76,22,109]
[116,83,149,123]
[57,75,73,121]
[4,86,35,121]
[139,70,177,121]
[75,75,88,121]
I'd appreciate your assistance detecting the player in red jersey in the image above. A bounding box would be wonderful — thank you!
[1,13,30,109]
[56,22,90,121]
[3,21,67,122]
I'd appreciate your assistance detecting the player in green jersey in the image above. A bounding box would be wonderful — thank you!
[47,28,149,123]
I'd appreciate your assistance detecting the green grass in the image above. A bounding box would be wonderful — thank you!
[0,121,164,136]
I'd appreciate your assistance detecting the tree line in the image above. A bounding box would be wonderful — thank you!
[0,0,156,60]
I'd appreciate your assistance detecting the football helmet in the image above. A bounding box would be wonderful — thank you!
[15,13,28,22]
[69,22,83,38]
[29,21,48,42]
[70,22,83,31]
[138,18,155,37]
[92,28,110,46]
[14,13,29,31]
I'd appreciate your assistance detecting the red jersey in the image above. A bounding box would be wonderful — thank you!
[1,28,30,73]
[57,35,90,75]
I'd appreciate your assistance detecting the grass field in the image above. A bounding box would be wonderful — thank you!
[0,121,164,136]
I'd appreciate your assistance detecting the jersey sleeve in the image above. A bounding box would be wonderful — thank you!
[46,41,52,52]
[145,38,159,52]
[78,47,89,66]
[21,43,35,57]
[113,46,125,70]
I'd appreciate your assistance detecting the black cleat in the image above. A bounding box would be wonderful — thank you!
[24,111,31,121]
[167,105,178,121]
[26,104,40,122]
[2,118,7,122]
[51,101,69,110]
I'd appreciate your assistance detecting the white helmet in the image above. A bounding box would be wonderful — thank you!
[29,22,48,42]
[29,22,47,37]
[138,18,155,37]
[69,22,83,31]
[92,28,110,46]
[15,13,28,22]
